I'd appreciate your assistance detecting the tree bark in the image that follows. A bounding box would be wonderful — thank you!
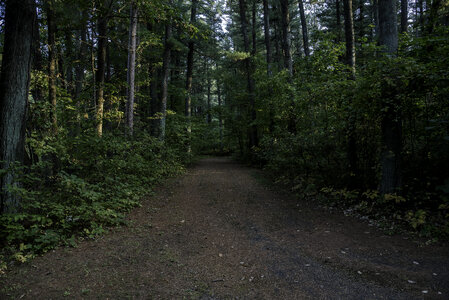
[252,0,257,54]
[262,0,272,76]
[373,0,380,38]
[126,1,138,136]
[279,0,293,76]
[263,0,275,132]
[298,0,310,57]
[207,69,212,124]
[358,1,365,38]
[401,0,408,33]
[426,0,444,34]
[159,22,172,141]
[378,0,398,53]
[185,0,197,150]
[75,11,87,132]
[418,0,424,32]
[343,0,358,187]
[64,28,74,96]
[31,7,44,103]
[336,0,342,42]
[0,0,35,213]
[217,82,223,152]
[343,0,356,75]
[149,66,160,137]
[47,0,58,134]
[378,0,401,194]
[95,0,110,137]
[238,0,258,149]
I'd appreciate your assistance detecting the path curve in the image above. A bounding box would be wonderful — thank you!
[1,157,448,299]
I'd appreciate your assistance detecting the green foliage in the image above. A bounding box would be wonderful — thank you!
[221,25,449,240]
[0,132,186,263]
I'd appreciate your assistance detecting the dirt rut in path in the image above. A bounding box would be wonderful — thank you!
[1,157,449,299]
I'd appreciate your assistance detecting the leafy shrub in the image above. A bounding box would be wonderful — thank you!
[0,131,186,264]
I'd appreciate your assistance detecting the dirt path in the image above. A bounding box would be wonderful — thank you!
[1,157,448,299]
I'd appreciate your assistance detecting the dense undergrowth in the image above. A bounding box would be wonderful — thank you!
[224,29,449,241]
[0,130,189,270]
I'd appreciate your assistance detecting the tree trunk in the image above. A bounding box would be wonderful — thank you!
[238,0,258,149]
[343,0,358,187]
[159,22,172,141]
[185,0,197,151]
[336,0,342,42]
[262,0,272,76]
[378,0,401,194]
[31,7,44,103]
[149,67,160,137]
[106,44,111,82]
[378,0,398,53]
[280,0,293,76]
[298,0,310,57]
[126,1,138,136]
[0,0,35,213]
[47,0,58,134]
[75,11,87,132]
[358,1,365,38]
[280,0,296,132]
[273,8,283,70]
[343,0,356,75]
[426,0,444,34]
[95,0,109,137]
[64,28,74,96]
[90,21,96,115]
[207,72,212,124]
[401,0,408,33]
[373,0,380,38]
[252,1,257,54]
[418,0,424,31]
[263,0,275,132]
[218,82,223,152]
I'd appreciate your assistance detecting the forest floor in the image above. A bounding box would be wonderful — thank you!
[1,157,449,299]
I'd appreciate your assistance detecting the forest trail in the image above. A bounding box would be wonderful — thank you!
[1,157,449,299]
